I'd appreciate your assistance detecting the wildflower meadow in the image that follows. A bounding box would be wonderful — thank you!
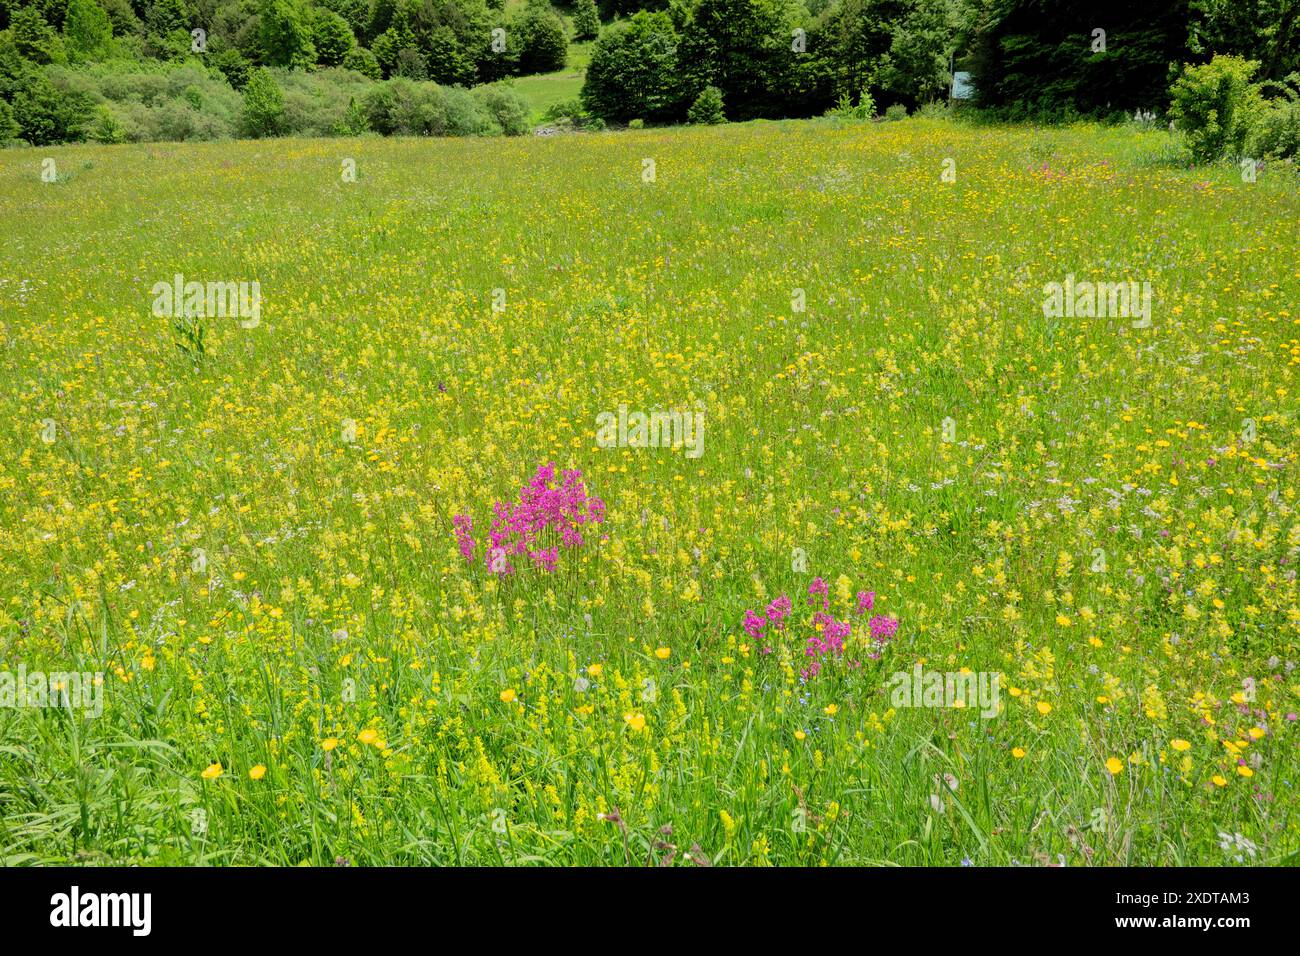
[1,116,1298,868]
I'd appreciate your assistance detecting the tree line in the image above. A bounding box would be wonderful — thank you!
[1,0,1297,151]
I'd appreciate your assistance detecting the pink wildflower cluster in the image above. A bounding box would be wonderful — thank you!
[742,576,900,679]
[452,463,606,575]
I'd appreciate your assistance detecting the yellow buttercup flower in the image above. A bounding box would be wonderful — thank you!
[1036,701,1052,716]
[655,647,671,660]
[249,764,267,780]
[201,762,224,780]
[500,688,516,703]
[1105,757,1124,775]
[624,712,646,732]
[1171,739,1191,752]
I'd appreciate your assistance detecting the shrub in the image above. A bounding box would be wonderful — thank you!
[474,83,530,135]
[444,85,496,135]
[242,66,286,137]
[1169,55,1264,163]
[88,103,127,141]
[884,103,908,121]
[827,88,874,119]
[59,61,243,141]
[540,97,601,129]
[1251,99,1300,159]
[1250,74,1300,159]
[687,84,724,124]
[361,77,459,135]
[276,67,370,136]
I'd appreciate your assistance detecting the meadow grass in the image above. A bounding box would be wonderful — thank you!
[0,117,1297,865]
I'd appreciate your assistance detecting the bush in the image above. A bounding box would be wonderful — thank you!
[356,79,518,137]
[88,103,127,142]
[362,77,431,134]
[687,84,724,124]
[474,83,530,135]
[826,88,874,119]
[1169,55,1264,163]
[540,97,601,129]
[52,61,244,142]
[884,103,907,121]
[278,67,372,136]
[443,85,496,135]
[1252,99,1300,159]
[1250,74,1300,159]
[242,66,286,137]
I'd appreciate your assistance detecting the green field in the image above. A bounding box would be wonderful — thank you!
[1,117,1298,865]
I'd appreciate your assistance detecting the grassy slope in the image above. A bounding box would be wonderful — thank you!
[507,41,592,123]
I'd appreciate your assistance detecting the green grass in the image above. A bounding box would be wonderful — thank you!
[0,117,1297,866]
[502,40,592,124]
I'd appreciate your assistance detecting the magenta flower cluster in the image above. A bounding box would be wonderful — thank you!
[741,576,899,679]
[452,462,606,575]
